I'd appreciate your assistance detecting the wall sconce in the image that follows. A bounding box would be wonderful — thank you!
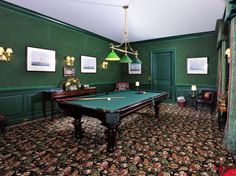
[191,85,197,97]
[101,61,108,69]
[64,56,75,67]
[225,48,231,64]
[0,47,13,62]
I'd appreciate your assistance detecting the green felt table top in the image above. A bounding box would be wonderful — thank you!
[64,90,164,111]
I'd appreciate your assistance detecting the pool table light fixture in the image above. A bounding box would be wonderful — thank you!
[105,5,141,64]
[0,47,13,62]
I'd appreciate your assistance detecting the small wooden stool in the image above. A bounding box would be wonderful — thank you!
[0,115,7,132]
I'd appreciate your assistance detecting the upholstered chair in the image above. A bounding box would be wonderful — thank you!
[114,82,130,91]
[195,90,217,113]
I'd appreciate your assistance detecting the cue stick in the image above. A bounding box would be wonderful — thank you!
[78,96,125,100]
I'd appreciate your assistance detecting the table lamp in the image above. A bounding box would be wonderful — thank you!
[135,81,140,91]
[191,85,197,97]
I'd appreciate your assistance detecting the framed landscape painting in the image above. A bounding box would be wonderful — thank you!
[187,57,208,74]
[128,63,141,74]
[26,46,56,72]
[81,55,96,73]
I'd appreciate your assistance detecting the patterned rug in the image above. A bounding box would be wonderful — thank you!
[0,103,234,176]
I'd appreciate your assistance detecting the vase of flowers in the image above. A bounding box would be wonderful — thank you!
[62,77,81,91]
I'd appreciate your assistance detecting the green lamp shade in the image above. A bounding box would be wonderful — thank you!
[120,54,132,63]
[132,57,142,64]
[105,51,120,61]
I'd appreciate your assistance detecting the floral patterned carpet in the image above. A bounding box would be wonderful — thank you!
[0,103,234,176]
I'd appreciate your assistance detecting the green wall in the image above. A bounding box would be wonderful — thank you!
[0,2,121,90]
[0,2,121,125]
[124,33,218,88]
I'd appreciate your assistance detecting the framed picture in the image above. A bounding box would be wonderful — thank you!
[187,57,208,74]
[81,55,96,73]
[26,46,56,72]
[128,63,141,74]
[64,67,75,77]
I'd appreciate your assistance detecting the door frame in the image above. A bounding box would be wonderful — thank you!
[150,48,176,102]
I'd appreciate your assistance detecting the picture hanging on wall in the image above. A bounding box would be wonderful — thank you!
[187,57,208,74]
[128,63,141,74]
[81,55,96,73]
[64,67,75,77]
[26,46,56,72]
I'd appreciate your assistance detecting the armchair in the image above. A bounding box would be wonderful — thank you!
[195,89,217,113]
[114,82,129,91]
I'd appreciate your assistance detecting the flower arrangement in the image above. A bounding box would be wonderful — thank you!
[62,77,80,91]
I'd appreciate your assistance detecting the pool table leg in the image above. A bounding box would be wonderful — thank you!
[74,116,83,138]
[154,101,161,118]
[106,124,118,152]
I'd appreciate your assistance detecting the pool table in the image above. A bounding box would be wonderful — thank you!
[57,90,168,152]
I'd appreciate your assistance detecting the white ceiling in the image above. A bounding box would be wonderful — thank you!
[4,0,226,42]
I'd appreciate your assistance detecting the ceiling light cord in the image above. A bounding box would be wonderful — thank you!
[112,5,136,55]
[124,5,128,54]
[77,0,138,8]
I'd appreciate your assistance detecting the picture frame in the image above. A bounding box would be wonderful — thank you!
[187,57,208,74]
[26,46,56,72]
[81,55,96,73]
[128,63,141,74]
[64,67,75,77]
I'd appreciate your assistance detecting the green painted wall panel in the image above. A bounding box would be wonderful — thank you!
[0,94,24,116]
[175,84,216,98]
[124,33,218,87]
[0,3,121,89]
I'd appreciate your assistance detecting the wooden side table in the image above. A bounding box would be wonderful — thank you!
[188,95,196,108]
[42,87,96,120]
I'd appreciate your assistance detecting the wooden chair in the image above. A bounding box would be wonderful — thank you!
[114,82,129,91]
[195,89,217,113]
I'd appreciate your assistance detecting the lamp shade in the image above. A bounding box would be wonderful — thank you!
[105,50,120,61]
[6,48,13,54]
[120,54,132,63]
[132,56,142,64]
[225,48,230,58]
[191,85,197,91]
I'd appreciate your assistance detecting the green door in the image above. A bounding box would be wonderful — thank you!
[151,50,175,101]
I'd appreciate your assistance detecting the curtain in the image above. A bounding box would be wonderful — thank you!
[216,21,228,96]
[223,16,236,154]
[224,0,236,23]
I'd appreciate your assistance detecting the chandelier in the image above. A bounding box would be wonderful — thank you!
[105,5,141,64]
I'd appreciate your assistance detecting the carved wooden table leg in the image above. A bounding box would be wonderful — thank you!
[106,124,118,152]
[73,115,83,139]
[0,115,7,133]
[154,101,160,118]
